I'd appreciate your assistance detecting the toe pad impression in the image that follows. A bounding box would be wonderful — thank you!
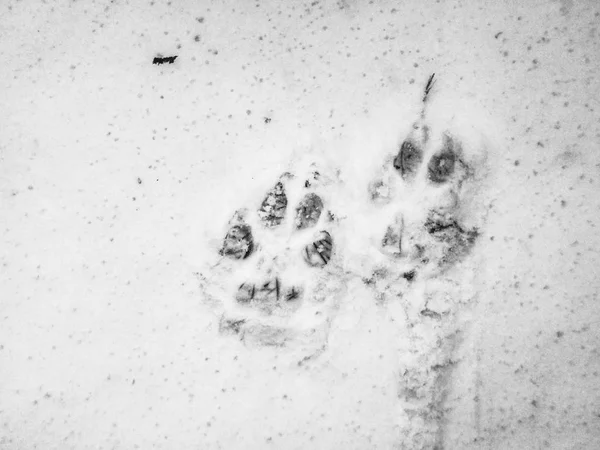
[221,223,254,260]
[303,231,333,267]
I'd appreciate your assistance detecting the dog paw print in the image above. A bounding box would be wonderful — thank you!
[201,160,346,359]
[367,117,486,283]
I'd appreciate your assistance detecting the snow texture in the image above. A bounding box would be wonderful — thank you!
[1,0,599,449]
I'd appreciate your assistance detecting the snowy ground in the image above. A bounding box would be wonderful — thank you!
[1,0,599,449]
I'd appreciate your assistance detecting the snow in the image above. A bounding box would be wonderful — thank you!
[1,0,600,449]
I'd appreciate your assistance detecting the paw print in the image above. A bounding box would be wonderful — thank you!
[366,116,487,283]
[200,158,346,359]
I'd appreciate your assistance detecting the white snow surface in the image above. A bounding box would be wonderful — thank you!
[1,0,599,449]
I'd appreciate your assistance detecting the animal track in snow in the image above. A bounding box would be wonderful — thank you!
[366,122,485,283]
[197,74,494,447]
[199,155,348,362]
[360,77,491,449]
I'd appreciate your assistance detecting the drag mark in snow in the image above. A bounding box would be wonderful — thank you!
[360,75,491,448]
